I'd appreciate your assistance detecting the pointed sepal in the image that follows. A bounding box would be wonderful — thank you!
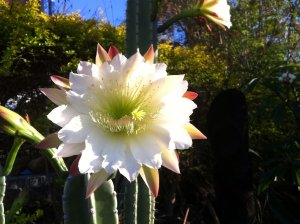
[86,169,110,198]
[36,132,61,149]
[185,123,207,139]
[139,165,159,197]
[161,149,180,174]
[183,91,198,100]
[39,88,67,106]
[108,45,119,60]
[143,45,155,63]
[50,75,70,90]
[96,44,111,66]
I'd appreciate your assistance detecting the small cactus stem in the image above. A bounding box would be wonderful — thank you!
[27,130,68,178]
[0,166,5,224]
[3,136,25,176]
[124,180,138,224]
[157,7,201,33]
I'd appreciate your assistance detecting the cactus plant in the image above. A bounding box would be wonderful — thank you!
[63,174,118,224]
[124,0,158,223]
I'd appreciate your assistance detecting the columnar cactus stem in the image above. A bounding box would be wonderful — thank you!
[137,177,155,224]
[125,0,158,223]
[124,180,138,224]
[63,174,119,224]
[126,0,157,56]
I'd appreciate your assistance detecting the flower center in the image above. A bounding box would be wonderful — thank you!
[88,82,158,135]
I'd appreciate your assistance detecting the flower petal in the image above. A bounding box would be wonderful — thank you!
[47,105,78,127]
[55,142,84,157]
[96,43,111,66]
[85,131,125,174]
[66,91,90,114]
[169,127,193,150]
[86,170,110,198]
[69,72,97,95]
[58,115,94,143]
[130,126,169,169]
[36,132,61,149]
[40,88,67,105]
[77,61,100,77]
[143,45,155,64]
[108,45,119,59]
[183,91,198,100]
[184,123,207,139]
[79,146,102,173]
[139,165,159,197]
[51,75,70,90]
[118,150,141,182]
[161,149,180,174]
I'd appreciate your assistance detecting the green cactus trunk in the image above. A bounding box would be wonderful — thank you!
[63,174,118,224]
[125,0,158,223]
[126,0,157,56]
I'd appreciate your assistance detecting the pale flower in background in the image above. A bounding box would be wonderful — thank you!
[198,0,232,30]
[39,44,206,197]
[278,72,296,83]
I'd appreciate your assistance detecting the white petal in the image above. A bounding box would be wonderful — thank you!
[146,75,185,103]
[130,127,169,169]
[58,115,94,143]
[154,63,168,79]
[84,131,125,173]
[101,137,125,173]
[110,54,127,71]
[169,127,193,149]
[77,61,99,77]
[55,143,84,157]
[66,91,90,114]
[47,105,78,127]
[79,147,102,173]
[119,150,141,182]
[69,72,97,95]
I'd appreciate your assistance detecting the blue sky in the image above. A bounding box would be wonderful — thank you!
[53,0,127,26]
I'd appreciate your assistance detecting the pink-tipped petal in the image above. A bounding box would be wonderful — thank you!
[50,75,70,90]
[40,88,67,106]
[183,91,198,100]
[184,123,207,139]
[161,149,180,174]
[139,165,159,197]
[86,169,110,198]
[108,45,119,59]
[36,132,62,149]
[96,44,111,66]
[143,45,155,64]
[69,155,81,176]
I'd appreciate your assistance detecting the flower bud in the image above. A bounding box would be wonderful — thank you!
[0,105,41,142]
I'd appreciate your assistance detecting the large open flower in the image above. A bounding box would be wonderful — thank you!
[198,0,232,30]
[39,44,206,197]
